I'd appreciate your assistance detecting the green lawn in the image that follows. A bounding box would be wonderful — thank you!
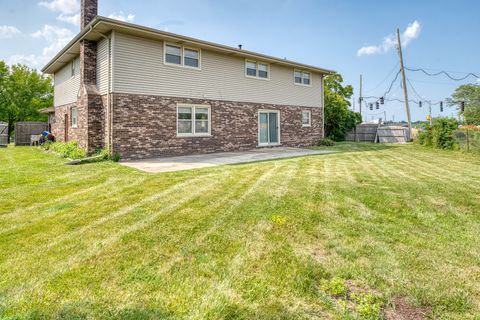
[1,144,480,319]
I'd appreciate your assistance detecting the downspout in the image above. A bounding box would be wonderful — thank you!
[321,74,325,138]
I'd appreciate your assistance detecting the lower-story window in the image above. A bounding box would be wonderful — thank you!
[302,110,311,127]
[71,107,78,128]
[177,104,211,136]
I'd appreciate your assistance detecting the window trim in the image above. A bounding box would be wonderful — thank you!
[176,104,211,137]
[164,42,202,70]
[301,110,312,127]
[294,69,312,87]
[245,59,270,81]
[71,106,78,128]
[71,60,76,78]
[257,109,281,146]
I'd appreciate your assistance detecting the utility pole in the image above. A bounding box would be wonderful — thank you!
[396,28,412,140]
[428,101,432,125]
[359,74,363,122]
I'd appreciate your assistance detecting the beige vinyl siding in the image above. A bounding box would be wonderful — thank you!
[97,37,110,94]
[54,57,80,107]
[113,32,323,107]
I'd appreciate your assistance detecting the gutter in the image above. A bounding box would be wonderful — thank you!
[42,16,336,75]
[41,17,102,73]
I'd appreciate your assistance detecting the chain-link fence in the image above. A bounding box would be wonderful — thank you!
[454,129,480,153]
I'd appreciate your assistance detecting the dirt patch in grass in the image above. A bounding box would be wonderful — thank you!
[384,296,432,320]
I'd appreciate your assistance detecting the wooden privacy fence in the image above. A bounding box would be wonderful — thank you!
[0,122,8,147]
[14,122,48,146]
[345,124,410,143]
[345,124,380,142]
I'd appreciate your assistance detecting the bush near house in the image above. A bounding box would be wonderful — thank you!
[42,141,87,159]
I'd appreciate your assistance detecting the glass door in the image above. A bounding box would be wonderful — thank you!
[258,111,279,145]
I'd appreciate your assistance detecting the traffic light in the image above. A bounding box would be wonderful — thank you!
[379,97,385,105]
[418,101,422,108]
[440,101,443,112]
[369,103,373,111]
[461,101,465,112]
[375,102,380,109]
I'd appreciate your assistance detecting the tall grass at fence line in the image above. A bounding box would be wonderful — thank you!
[455,127,480,154]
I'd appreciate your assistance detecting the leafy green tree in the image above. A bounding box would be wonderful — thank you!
[448,84,480,125]
[324,73,361,141]
[0,62,53,142]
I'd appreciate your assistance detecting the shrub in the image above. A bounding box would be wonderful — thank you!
[96,148,121,162]
[317,138,336,147]
[432,118,458,150]
[417,125,433,147]
[43,141,87,159]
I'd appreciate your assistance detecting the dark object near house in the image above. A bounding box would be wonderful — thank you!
[14,122,48,146]
[0,122,8,147]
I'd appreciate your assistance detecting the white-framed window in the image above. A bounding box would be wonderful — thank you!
[164,43,201,69]
[71,60,76,77]
[177,104,211,136]
[301,111,311,127]
[245,60,269,80]
[294,70,311,86]
[71,106,78,128]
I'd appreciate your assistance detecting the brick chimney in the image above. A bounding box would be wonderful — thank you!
[77,0,104,154]
[79,0,97,86]
[81,0,98,29]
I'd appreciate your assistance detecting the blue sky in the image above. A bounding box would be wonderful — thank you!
[1,0,479,122]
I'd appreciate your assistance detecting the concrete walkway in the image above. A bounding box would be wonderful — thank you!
[120,147,334,173]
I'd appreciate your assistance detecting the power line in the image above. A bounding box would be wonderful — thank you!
[405,67,480,81]
[364,63,399,93]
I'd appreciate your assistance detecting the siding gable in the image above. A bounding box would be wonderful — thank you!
[54,57,80,107]
[112,32,323,107]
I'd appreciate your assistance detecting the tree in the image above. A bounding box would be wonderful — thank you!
[324,73,361,141]
[0,62,53,142]
[448,84,480,125]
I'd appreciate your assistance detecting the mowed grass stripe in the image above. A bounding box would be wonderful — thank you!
[4,166,239,304]
[1,144,480,319]
[6,163,283,317]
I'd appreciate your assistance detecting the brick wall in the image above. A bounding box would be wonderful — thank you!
[52,93,107,151]
[52,102,88,148]
[112,94,323,160]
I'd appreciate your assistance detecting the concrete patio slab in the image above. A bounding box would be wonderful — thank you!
[120,147,334,173]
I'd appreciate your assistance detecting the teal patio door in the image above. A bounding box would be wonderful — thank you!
[258,111,279,145]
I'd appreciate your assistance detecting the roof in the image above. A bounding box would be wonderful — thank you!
[39,107,55,113]
[42,16,335,75]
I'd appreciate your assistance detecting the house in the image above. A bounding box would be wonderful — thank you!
[42,0,334,160]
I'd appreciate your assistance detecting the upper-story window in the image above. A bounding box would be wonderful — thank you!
[245,60,269,80]
[165,43,201,69]
[71,60,76,77]
[294,70,311,86]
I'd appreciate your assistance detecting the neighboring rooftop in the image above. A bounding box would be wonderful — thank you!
[41,16,335,75]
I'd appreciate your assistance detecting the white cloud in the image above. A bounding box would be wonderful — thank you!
[38,0,80,26]
[7,54,44,67]
[57,13,80,26]
[357,20,421,57]
[38,0,79,15]
[31,25,75,59]
[108,11,135,23]
[9,25,74,68]
[0,26,22,39]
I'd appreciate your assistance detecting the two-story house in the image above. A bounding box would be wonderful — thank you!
[42,0,334,160]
